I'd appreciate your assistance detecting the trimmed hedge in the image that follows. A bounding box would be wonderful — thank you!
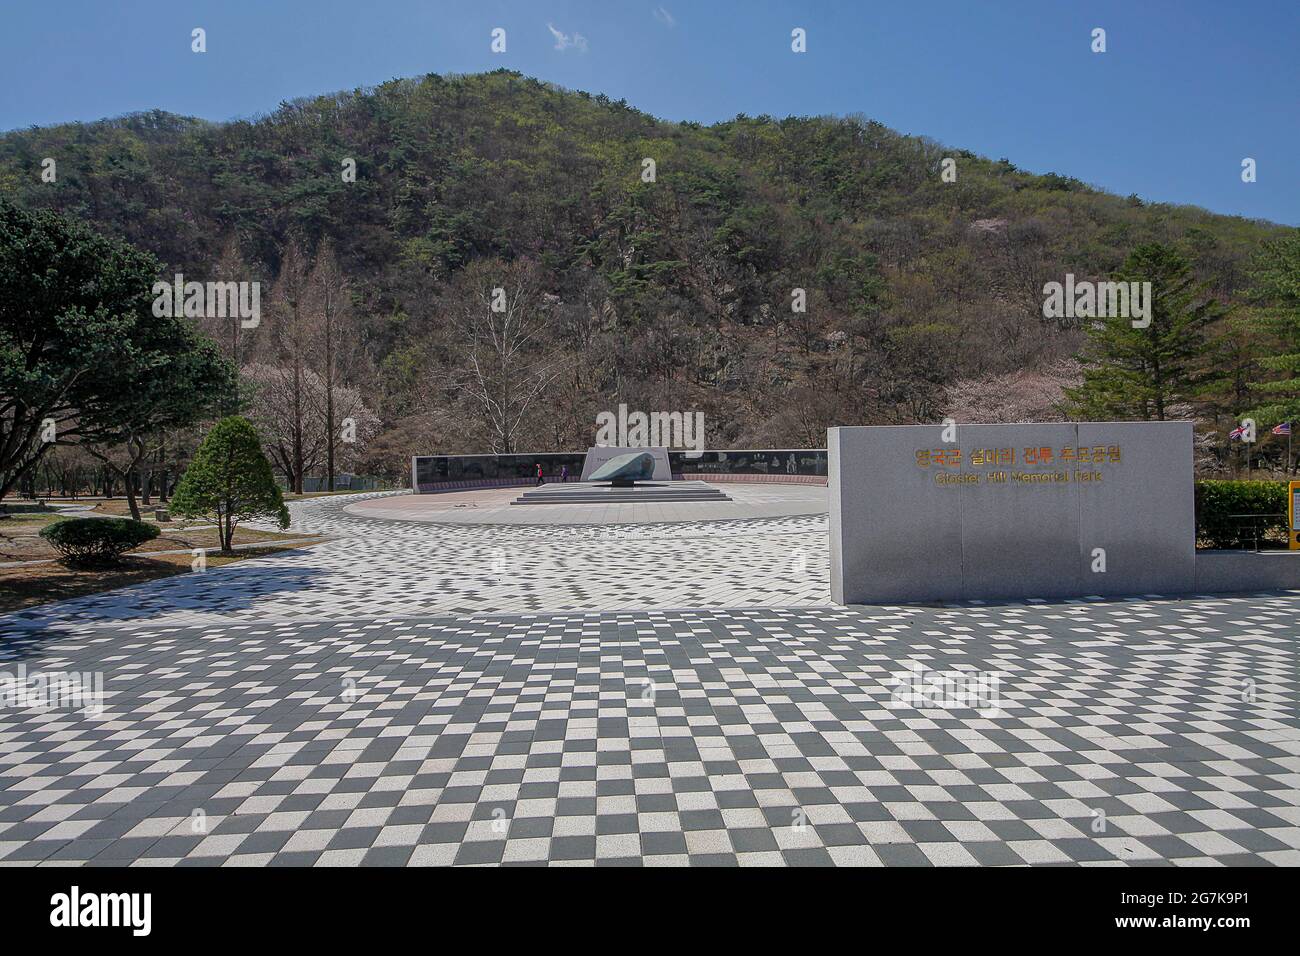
[1195,480,1288,549]
[39,517,160,566]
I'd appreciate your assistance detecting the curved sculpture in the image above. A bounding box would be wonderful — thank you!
[587,451,656,487]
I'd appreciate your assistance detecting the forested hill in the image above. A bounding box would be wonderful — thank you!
[0,69,1288,462]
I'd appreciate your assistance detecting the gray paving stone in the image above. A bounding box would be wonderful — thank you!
[0,493,1296,868]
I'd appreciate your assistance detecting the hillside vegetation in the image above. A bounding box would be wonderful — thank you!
[2,70,1288,475]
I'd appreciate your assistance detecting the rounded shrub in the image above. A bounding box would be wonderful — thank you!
[39,517,160,566]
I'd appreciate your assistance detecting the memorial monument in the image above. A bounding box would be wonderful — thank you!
[586,451,657,487]
[511,445,731,505]
[828,422,1196,603]
[579,445,672,482]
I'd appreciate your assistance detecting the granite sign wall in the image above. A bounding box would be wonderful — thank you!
[828,422,1196,603]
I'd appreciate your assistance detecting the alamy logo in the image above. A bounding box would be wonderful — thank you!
[1042,273,1152,328]
[50,886,151,936]
[152,273,260,328]
[890,662,1003,718]
[0,664,103,716]
[595,403,704,456]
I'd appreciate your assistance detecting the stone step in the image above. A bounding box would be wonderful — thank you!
[511,483,732,505]
[511,492,732,504]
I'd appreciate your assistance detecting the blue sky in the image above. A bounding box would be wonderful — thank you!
[2,0,1297,224]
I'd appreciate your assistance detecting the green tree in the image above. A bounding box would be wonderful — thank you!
[1243,233,1300,430]
[83,318,236,520]
[1204,313,1264,475]
[1,73,1288,454]
[0,198,234,505]
[1063,243,1225,421]
[170,416,289,553]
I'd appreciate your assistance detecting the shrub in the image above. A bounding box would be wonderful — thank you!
[39,517,160,566]
[1194,480,1288,549]
[170,416,289,552]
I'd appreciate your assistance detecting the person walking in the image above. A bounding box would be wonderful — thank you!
[536,462,545,486]
[561,465,569,483]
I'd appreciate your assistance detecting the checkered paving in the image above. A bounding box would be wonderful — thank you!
[2,599,1297,866]
[2,492,830,631]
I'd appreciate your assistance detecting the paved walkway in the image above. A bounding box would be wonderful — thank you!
[1,491,1297,867]
[352,482,827,525]
[1,600,1296,866]
[2,490,831,631]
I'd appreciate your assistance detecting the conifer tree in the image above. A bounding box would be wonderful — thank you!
[171,416,289,553]
[1063,243,1224,421]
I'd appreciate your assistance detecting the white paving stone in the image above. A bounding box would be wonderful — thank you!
[2,489,832,632]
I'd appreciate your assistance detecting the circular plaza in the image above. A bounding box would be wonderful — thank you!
[4,487,1297,871]
[344,480,827,526]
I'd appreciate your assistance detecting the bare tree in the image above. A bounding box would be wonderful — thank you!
[269,241,312,493]
[243,363,380,484]
[448,260,566,453]
[305,239,357,491]
[196,235,253,371]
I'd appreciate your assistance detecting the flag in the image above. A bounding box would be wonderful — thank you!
[1273,422,1291,435]
[1228,425,1246,440]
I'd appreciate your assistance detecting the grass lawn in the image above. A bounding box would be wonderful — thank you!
[0,541,326,613]
[36,497,220,519]
[1,508,315,564]
[0,504,325,612]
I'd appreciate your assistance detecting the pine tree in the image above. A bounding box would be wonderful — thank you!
[1205,313,1263,475]
[170,416,289,553]
[1063,243,1224,421]
[1243,233,1300,429]
[0,199,234,502]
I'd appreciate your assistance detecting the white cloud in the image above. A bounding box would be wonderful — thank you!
[653,6,676,28]
[547,23,588,53]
